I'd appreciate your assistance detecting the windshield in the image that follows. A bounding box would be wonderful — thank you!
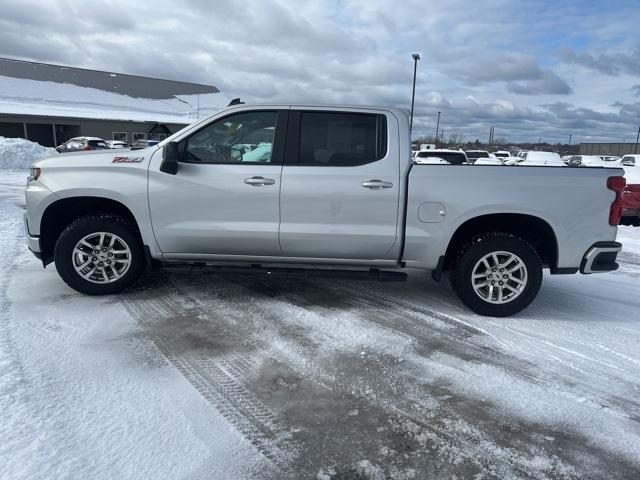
[416,151,466,165]
[466,151,489,159]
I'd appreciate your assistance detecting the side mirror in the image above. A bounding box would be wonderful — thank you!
[160,141,180,175]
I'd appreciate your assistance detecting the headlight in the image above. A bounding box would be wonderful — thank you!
[28,167,41,181]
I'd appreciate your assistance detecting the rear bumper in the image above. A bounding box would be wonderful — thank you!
[580,241,621,274]
[24,214,42,259]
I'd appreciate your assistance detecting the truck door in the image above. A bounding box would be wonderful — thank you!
[148,109,286,256]
[279,109,400,260]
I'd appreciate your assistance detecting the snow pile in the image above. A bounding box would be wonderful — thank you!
[0,136,57,171]
[623,165,640,185]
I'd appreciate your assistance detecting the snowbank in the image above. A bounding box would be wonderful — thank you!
[0,136,57,171]
[623,165,640,185]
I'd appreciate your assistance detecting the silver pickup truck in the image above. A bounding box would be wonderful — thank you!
[24,104,625,316]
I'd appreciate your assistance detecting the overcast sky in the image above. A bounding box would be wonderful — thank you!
[0,0,639,143]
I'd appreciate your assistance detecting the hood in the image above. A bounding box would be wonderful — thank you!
[34,146,159,169]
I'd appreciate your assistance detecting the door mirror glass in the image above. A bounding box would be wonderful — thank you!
[160,141,181,174]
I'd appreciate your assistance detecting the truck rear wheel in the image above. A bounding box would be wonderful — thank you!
[451,233,542,317]
[54,214,145,295]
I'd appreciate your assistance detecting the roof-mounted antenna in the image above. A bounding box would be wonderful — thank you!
[228,98,244,106]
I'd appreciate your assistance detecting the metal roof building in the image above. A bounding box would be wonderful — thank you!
[0,57,228,147]
[580,142,639,156]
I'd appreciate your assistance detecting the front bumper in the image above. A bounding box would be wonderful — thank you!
[24,214,42,259]
[580,241,621,274]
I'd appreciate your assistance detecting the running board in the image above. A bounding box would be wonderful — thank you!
[163,263,408,282]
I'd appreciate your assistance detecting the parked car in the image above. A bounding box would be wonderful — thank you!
[565,155,624,168]
[599,155,620,163]
[131,139,160,149]
[25,104,624,317]
[414,149,467,165]
[56,137,109,153]
[620,154,638,167]
[620,184,640,226]
[518,151,566,166]
[106,140,129,149]
[494,151,511,159]
[465,150,490,164]
[620,164,640,226]
[565,155,603,167]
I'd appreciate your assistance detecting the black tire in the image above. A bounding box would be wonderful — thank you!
[450,232,542,317]
[54,214,145,295]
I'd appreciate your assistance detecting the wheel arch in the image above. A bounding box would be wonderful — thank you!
[443,213,559,273]
[40,196,144,266]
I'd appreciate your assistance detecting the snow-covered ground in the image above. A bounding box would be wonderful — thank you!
[1,170,639,479]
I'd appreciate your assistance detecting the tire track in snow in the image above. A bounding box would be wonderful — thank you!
[121,285,298,473]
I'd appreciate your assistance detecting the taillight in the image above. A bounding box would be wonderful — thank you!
[607,176,626,226]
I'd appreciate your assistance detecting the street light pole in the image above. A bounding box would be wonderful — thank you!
[435,111,441,147]
[635,124,640,154]
[173,95,197,119]
[410,53,420,132]
[568,134,572,145]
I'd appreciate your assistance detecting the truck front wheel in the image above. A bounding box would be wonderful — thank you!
[451,233,542,317]
[54,214,145,295]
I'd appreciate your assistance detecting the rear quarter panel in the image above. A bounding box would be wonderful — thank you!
[404,165,622,270]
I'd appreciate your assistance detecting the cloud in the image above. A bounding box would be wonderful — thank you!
[560,46,640,76]
[453,53,572,95]
[0,0,638,142]
[505,71,573,95]
[631,85,640,96]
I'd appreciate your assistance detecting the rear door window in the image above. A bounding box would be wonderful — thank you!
[296,112,386,166]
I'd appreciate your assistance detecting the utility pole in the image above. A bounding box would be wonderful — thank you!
[410,53,420,132]
[435,111,441,147]
[441,129,445,145]
[568,134,572,145]
[635,124,640,154]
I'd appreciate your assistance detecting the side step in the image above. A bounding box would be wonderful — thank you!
[163,263,408,283]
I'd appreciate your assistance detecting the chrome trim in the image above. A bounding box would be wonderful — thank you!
[582,245,621,274]
[24,214,41,253]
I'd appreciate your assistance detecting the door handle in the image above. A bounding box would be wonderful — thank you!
[362,179,393,189]
[244,176,275,186]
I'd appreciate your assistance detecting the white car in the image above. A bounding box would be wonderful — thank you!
[413,149,467,165]
[106,140,129,149]
[465,150,491,164]
[519,151,565,166]
[565,155,620,168]
[620,154,638,167]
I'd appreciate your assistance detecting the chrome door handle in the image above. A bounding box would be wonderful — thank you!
[244,176,275,186]
[362,179,393,189]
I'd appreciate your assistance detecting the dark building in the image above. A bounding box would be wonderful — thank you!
[0,57,227,147]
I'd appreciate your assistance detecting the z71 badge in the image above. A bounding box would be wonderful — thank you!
[112,156,144,163]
